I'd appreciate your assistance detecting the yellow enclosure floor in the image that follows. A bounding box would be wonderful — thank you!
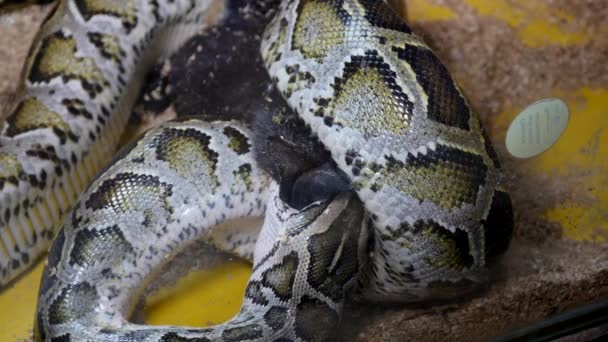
[1,1,607,340]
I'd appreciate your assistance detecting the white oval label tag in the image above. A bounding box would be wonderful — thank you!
[506,98,569,158]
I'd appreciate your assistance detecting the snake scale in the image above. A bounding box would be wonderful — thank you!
[0,0,514,341]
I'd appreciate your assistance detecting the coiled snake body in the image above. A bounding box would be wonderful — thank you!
[0,0,513,340]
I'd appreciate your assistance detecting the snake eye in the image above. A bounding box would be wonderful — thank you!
[285,162,352,210]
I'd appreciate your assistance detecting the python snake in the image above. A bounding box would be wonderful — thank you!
[0,0,513,340]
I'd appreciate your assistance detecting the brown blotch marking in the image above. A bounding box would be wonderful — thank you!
[232,163,254,194]
[295,295,339,342]
[74,0,137,32]
[382,144,487,210]
[29,31,108,98]
[6,98,75,143]
[62,98,93,119]
[293,0,349,59]
[397,220,474,271]
[357,0,412,33]
[68,225,132,267]
[393,44,471,130]
[48,282,98,325]
[85,172,173,213]
[87,32,126,65]
[244,280,269,306]
[25,145,70,179]
[223,126,250,155]
[151,128,220,191]
[321,51,413,137]
[221,324,263,341]
[266,17,289,63]
[0,152,25,190]
[261,252,299,301]
[307,198,365,300]
[284,67,317,98]
[264,306,288,331]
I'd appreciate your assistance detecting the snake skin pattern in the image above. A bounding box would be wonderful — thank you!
[35,119,370,341]
[0,0,214,285]
[0,0,513,340]
[262,0,513,301]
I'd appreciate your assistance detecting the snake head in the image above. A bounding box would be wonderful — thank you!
[253,190,369,289]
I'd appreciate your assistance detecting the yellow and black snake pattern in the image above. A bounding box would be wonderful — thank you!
[0,0,513,341]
